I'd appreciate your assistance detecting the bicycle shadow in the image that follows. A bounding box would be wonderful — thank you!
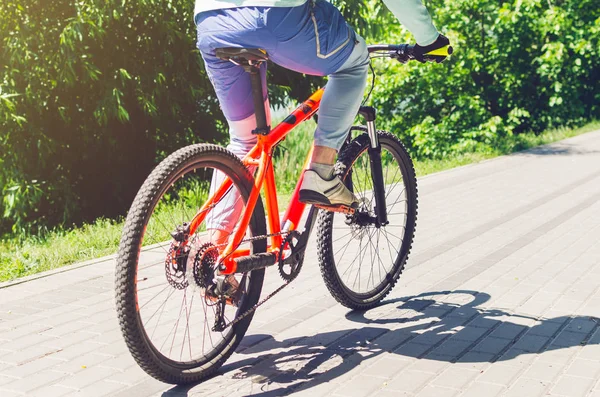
[162,290,600,397]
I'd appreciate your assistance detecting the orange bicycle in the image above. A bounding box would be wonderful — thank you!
[115,43,451,384]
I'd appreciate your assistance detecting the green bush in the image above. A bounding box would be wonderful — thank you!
[371,0,600,158]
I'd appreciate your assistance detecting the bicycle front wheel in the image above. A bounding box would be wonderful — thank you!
[317,130,418,310]
[115,144,267,384]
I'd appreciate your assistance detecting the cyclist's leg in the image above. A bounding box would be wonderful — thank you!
[298,40,369,207]
[313,37,370,153]
[196,9,275,243]
[203,109,271,246]
[265,2,370,207]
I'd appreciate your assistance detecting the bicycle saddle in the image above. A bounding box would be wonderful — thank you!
[215,48,269,63]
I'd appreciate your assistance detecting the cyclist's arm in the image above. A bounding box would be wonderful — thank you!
[381,0,439,46]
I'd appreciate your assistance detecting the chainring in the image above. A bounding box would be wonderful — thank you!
[214,231,300,331]
[278,231,303,282]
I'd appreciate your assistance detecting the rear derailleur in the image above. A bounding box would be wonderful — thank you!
[186,241,247,332]
[165,224,246,332]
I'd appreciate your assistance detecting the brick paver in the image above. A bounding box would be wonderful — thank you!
[1,130,600,396]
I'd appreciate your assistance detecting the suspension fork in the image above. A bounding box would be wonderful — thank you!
[360,106,388,227]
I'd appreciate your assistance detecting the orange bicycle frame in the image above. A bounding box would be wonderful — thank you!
[187,88,325,274]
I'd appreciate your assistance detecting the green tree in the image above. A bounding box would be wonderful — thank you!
[371,0,600,158]
[0,1,224,233]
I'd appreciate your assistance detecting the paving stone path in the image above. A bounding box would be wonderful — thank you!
[2,130,600,397]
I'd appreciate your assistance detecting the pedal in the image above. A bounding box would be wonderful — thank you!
[314,204,356,215]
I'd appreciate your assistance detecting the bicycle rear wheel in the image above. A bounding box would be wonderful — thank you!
[317,130,418,310]
[115,144,266,384]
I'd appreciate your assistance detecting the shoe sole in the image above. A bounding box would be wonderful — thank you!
[314,204,356,215]
[299,190,357,214]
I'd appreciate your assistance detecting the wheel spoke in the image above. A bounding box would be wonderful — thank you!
[167,291,186,356]
[139,284,171,310]
[144,287,176,328]
[367,227,375,290]
[341,232,364,282]
[332,230,354,244]
[180,290,195,361]
[375,230,385,282]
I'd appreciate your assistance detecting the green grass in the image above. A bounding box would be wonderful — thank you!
[1,119,598,283]
[0,218,123,282]
[415,120,600,176]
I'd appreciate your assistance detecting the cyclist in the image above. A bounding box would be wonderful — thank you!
[196,0,449,243]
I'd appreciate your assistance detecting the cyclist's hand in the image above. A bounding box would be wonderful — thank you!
[414,34,451,63]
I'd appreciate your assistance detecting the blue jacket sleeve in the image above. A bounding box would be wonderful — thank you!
[382,0,439,46]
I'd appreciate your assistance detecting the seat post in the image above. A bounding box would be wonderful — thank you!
[245,64,270,136]
[214,48,270,135]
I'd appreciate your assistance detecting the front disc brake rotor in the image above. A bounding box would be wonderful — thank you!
[346,197,372,240]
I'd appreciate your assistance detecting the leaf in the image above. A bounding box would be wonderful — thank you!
[119,68,132,80]
[117,105,130,122]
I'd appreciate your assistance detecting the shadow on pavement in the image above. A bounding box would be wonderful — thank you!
[161,290,600,397]
[519,142,600,156]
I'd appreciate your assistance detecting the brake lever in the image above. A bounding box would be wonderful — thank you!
[390,44,414,64]
[391,51,410,64]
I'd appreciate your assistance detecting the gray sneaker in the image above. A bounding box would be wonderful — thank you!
[299,169,359,209]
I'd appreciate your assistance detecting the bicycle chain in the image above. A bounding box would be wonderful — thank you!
[220,277,293,330]
[211,230,289,250]
[215,230,294,330]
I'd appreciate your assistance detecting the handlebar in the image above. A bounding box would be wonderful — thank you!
[368,44,453,63]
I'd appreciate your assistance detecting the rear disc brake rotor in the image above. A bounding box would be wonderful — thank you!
[165,242,189,290]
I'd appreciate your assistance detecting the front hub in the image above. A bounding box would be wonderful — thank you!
[344,198,378,240]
